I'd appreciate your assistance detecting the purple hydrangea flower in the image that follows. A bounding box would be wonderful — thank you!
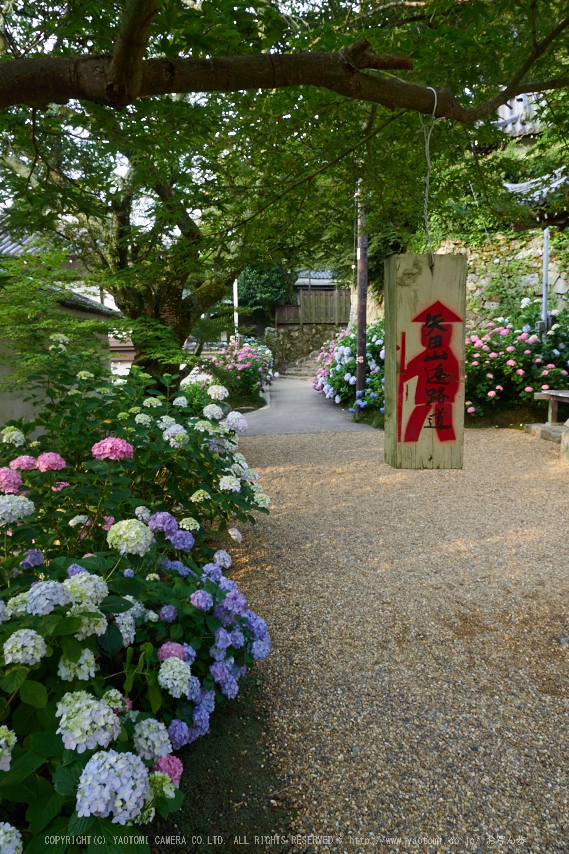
[19,549,44,569]
[230,627,245,648]
[214,628,232,650]
[183,643,197,664]
[196,688,216,714]
[190,590,213,611]
[148,512,178,537]
[168,719,190,750]
[355,390,363,399]
[201,563,222,583]
[209,646,226,661]
[221,675,239,699]
[159,605,177,623]
[161,558,194,577]
[123,568,135,578]
[222,590,247,616]
[168,530,195,551]
[244,609,268,640]
[218,576,237,592]
[210,660,229,684]
[192,705,210,735]
[187,675,201,702]
[67,563,87,578]
[213,605,234,627]
[251,637,272,660]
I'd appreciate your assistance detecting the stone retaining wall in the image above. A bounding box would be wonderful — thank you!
[264,325,345,371]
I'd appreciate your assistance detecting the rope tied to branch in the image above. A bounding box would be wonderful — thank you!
[419,87,443,269]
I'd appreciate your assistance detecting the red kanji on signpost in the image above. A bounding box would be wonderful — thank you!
[397,300,463,443]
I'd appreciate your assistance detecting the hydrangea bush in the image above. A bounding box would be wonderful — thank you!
[0,338,272,853]
[208,341,274,398]
[464,300,569,415]
[313,320,386,414]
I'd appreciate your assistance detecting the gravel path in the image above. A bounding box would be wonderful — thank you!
[234,428,569,854]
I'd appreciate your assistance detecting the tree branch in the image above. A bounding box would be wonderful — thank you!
[106,0,160,107]
[1,23,569,125]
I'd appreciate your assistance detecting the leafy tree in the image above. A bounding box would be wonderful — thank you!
[237,266,293,317]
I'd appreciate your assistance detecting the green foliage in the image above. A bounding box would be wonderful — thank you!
[0,342,272,849]
[313,320,385,412]
[237,266,293,315]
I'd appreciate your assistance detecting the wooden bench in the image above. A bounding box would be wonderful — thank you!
[534,389,569,425]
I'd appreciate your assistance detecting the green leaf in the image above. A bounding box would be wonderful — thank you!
[30,732,65,757]
[169,623,183,640]
[0,667,28,693]
[68,811,94,835]
[205,615,221,634]
[27,788,67,833]
[61,635,84,663]
[0,750,44,788]
[109,576,143,597]
[87,817,122,854]
[52,761,82,796]
[99,595,135,614]
[12,702,38,736]
[97,623,123,656]
[19,681,48,708]
[145,672,162,713]
[3,772,52,804]
[49,616,83,637]
[121,827,152,854]
[26,817,70,854]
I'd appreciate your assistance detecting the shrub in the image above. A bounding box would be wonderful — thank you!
[0,336,271,852]
[312,320,386,413]
[207,341,274,399]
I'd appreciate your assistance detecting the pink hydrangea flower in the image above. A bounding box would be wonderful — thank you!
[37,452,66,472]
[9,456,36,471]
[487,390,497,397]
[506,360,516,366]
[500,329,509,336]
[51,482,69,491]
[153,755,183,787]
[0,467,22,494]
[157,642,186,662]
[102,516,115,531]
[91,437,134,460]
[518,332,529,340]
[542,370,549,376]
[471,360,479,366]
[506,346,515,352]
[465,401,472,405]
[489,352,498,358]
[495,385,503,391]
[542,384,550,390]
[562,370,568,376]
[524,386,534,392]
[535,357,542,363]
[467,406,475,413]
[547,363,556,369]
[486,321,495,327]
[516,369,525,376]
[486,373,494,379]
[524,349,531,354]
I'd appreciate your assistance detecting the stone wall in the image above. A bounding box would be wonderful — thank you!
[264,325,346,371]
[435,231,569,318]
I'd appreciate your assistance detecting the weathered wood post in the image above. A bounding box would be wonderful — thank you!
[384,254,467,469]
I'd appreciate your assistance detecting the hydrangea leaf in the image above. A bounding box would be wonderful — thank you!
[99,595,135,614]
[68,810,94,835]
[20,681,48,709]
[61,635,84,664]
[30,732,65,757]
[0,749,44,788]
[0,666,28,693]
[97,624,123,656]
[49,616,83,637]
[27,788,67,833]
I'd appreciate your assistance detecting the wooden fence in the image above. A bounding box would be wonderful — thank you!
[276,289,351,327]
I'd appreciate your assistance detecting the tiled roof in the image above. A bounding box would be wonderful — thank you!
[504,168,568,204]
[296,270,335,279]
[0,230,36,256]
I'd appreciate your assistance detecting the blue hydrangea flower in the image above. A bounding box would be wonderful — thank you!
[168,719,190,750]
[159,605,177,623]
[183,643,197,665]
[19,549,44,569]
[123,568,135,578]
[148,512,178,537]
[67,564,87,577]
[167,530,195,551]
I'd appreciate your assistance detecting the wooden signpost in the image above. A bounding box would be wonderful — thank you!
[384,254,467,469]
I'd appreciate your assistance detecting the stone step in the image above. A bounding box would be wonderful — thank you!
[524,423,569,444]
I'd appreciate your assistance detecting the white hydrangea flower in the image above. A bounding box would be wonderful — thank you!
[219,475,241,492]
[142,398,162,408]
[157,658,193,698]
[145,573,159,581]
[63,572,108,606]
[203,403,224,420]
[0,495,35,526]
[27,580,71,616]
[115,611,136,647]
[149,770,175,800]
[0,601,6,624]
[190,489,210,503]
[228,528,242,544]
[56,691,120,753]
[134,413,152,426]
[124,595,145,619]
[207,384,229,400]
[107,519,153,556]
[76,371,94,380]
[224,411,248,433]
[69,514,89,527]
[240,468,259,483]
[6,591,29,617]
[172,396,188,407]
[0,822,23,854]
[1,427,25,447]
[76,749,150,825]
[254,492,271,508]
[162,424,189,448]
[4,629,46,665]
[102,688,129,712]
[134,506,151,522]
[157,415,176,429]
[0,727,17,771]
[68,605,107,640]
[58,649,98,681]
[194,419,214,433]
[133,718,172,761]
[180,517,200,531]
[214,549,231,569]
[50,333,70,344]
